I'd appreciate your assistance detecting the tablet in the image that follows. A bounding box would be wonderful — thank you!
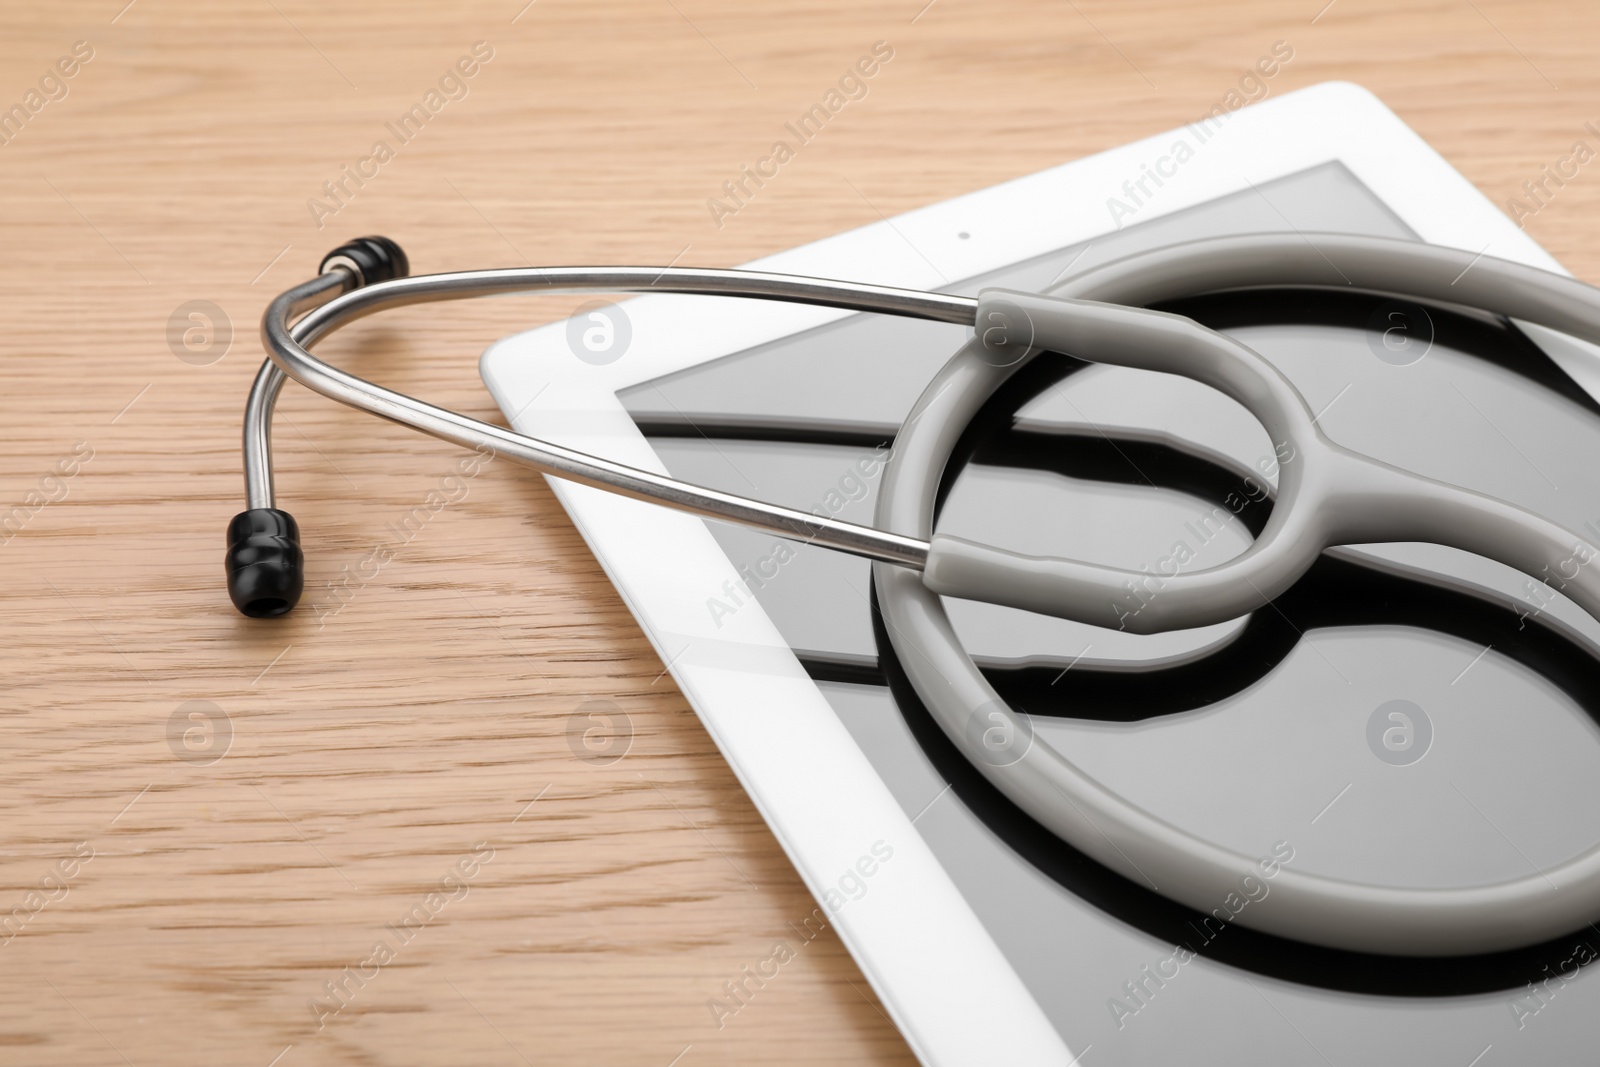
[480,82,1600,1065]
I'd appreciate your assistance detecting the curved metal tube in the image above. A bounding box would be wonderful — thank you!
[247,265,979,569]
[243,270,348,510]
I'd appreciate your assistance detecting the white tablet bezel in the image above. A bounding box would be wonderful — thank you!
[478,82,1563,1066]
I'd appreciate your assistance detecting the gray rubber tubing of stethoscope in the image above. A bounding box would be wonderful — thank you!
[874,232,1600,957]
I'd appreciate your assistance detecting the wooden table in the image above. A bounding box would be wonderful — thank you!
[1,1,1595,1062]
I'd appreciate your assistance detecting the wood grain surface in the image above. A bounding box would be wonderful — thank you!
[2,0,1598,1063]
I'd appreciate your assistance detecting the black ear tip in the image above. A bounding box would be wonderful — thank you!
[319,236,409,286]
[226,509,304,618]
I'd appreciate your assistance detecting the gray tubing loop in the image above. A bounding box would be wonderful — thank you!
[878,232,1600,955]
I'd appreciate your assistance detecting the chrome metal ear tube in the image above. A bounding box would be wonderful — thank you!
[228,236,969,617]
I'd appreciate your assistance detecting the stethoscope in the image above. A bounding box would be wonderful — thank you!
[233,233,1600,958]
